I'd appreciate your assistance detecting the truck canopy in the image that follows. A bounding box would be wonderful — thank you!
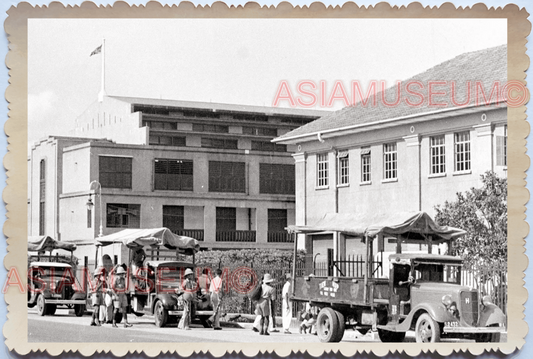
[287,211,466,243]
[95,228,200,255]
[28,236,77,252]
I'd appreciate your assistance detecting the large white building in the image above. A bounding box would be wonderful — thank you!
[274,45,507,272]
[28,97,328,266]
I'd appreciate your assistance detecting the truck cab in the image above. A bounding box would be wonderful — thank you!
[380,253,506,342]
[131,260,213,328]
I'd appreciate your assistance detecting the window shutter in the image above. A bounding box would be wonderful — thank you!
[496,136,504,166]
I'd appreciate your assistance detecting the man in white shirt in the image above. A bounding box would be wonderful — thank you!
[282,273,292,334]
[209,268,223,330]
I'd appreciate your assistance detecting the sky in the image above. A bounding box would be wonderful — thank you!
[28,18,506,146]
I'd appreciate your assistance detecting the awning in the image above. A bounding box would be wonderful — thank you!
[287,211,466,243]
[28,236,77,252]
[95,228,200,255]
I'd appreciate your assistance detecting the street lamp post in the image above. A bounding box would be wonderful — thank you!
[86,180,103,237]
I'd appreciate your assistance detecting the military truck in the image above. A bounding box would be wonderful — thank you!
[95,228,213,327]
[288,212,506,343]
[27,236,87,316]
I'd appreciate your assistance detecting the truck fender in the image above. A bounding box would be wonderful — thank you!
[152,294,178,312]
[396,304,452,332]
[478,303,506,327]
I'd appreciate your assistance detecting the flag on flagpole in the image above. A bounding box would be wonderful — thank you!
[90,45,102,57]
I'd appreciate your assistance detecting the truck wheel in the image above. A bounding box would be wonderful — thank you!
[47,304,57,315]
[74,304,85,317]
[378,329,406,343]
[154,301,168,328]
[317,307,342,343]
[333,311,346,342]
[36,295,48,316]
[415,313,441,343]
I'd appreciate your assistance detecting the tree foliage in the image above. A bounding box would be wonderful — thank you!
[434,171,507,270]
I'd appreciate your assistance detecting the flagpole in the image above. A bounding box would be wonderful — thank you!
[98,38,106,102]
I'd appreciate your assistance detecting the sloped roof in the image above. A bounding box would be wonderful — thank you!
[109,96,329,118]
[276,45,506,142]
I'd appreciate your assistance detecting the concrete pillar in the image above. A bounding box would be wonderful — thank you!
[256,206,268,244]
[403,134,421,211]
[203,203,216,244]
[292,152,307,226]
[473,123,493,174]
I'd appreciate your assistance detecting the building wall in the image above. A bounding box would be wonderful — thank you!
[70,97,146,145]
[294,108,507,231]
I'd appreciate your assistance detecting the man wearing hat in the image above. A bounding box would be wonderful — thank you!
[177,268,195,330]
[255,273,276,335]
[90,267,106,326]
[111,265,132,328]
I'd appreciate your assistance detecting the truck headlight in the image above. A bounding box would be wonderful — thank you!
[481,295,493,306]
[442,295,452,307]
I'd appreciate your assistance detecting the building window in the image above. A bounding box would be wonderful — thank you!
[430,135,446,174]
[496,126,507,166]
[383,143,397,179]
[201,137,238,149]
[259,163,295,195]
[39,159,45,235]
[209,161,246,193]
[216,207,236,232]
[454,131,471,172]
[162,205,184,233]
[267,209,291,242]
[193,123,229,133]
[154,159,193,191]
[361,148,371,183]
[337,152,349,185]
[99,156,132,189]
[106,204,140,228]
[243,127,277,137]
[251,141,287,152]
[316,153,329,187]
[143,121,177,130]
[149,135,186,147]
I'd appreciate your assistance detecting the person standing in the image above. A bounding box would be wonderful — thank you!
[209,268,223,330]
[282,273,292,334]
[255,273,276,335]
[111,266,132,328]
[198,268,211,295]
[90,267,105,326]
[178,268,195,330]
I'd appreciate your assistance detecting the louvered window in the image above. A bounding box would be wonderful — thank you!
[209,161,246,193]
[496,126,507,166]
[99,156,132,189]
[154,159,193,191]
[259,163,295,195]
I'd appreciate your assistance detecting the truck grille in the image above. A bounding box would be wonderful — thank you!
[460,291,478,326]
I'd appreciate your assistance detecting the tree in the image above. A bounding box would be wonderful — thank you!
[434,171,507,269]
[434,171,507,304]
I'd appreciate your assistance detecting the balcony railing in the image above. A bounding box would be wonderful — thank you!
[267,231,294,243]
[172,229,204,241]
[216,230,256,242]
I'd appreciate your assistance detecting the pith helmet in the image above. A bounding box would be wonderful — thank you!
[94,267,105,277]
[184,268,194,277]
[116,266,126,275]
[263,273,274,283]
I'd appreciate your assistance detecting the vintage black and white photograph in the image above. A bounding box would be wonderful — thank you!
[8,8,523,354]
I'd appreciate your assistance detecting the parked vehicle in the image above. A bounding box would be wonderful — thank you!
[288,211,506,343]
[27,236,87,316]
[95,228,213,327]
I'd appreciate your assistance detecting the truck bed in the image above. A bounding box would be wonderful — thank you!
[291,276,390,307]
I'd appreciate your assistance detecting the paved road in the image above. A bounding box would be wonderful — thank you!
[28,309,484,343]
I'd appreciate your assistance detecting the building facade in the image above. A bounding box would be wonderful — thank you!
[29,96,328,266]
[274,45,507,267]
